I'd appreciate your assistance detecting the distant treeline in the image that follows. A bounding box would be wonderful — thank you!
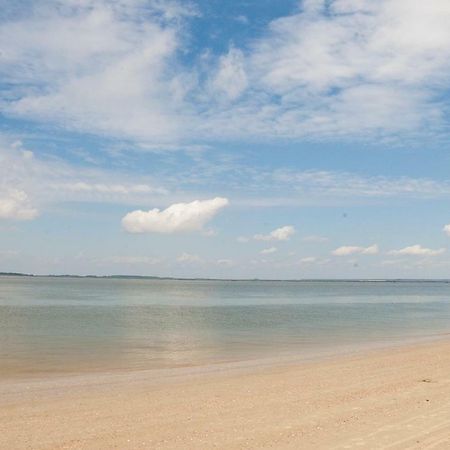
[0,272,449,283]
[0,272,33,277]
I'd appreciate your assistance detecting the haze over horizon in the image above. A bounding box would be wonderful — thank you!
[1,0,450,278]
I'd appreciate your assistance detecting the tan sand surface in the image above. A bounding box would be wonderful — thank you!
[2,340,450,449]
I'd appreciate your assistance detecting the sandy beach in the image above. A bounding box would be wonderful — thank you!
[2,339,450,449]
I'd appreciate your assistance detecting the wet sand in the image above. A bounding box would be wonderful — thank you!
[2,339,450,449]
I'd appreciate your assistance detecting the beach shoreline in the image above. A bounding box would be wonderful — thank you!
[2,338,450,449]
[2,329,449,384]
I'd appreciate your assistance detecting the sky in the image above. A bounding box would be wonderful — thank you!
[1,0,450,278]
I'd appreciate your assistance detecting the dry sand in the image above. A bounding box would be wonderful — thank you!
[2,339,450,449]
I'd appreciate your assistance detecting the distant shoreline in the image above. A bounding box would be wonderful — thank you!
[1,272,449,282]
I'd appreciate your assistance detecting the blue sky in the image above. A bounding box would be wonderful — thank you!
[1,0,450,278]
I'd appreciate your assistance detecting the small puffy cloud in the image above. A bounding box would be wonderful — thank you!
[177,252,202,263]
[388,245,445,257]
[260,247,277,254]
[332,244,379,256]
[0,189,38,220]
[360,244,379,255]
[237,236,249,243]
[443,224,450,236]
[122,197,229,234]
[254,225,295,241]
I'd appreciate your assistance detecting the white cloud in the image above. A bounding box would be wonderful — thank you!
[190,0,450,142]
[241,0,450,139]
[443,224,450,236]
[64,182,167,195]
[272,169,450,199]
[2,0,450,144]
[237,236,250,243]
[332,244,379,256]
[6,129,450,224]
[0,189,38,220]
[260,247,277,254]
[0,0,188,142]
[177,252,202,263]
[0,137,170,211]
[122,197,229,233]
[388,245,445,257]
[211,47,248,101]
[254,225,295,241]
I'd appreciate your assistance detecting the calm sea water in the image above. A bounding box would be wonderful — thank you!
[1,276,450,378]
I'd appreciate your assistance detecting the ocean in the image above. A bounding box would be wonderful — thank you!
[1,276,450,378]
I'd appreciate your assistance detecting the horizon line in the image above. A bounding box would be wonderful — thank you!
[1,272,449,283]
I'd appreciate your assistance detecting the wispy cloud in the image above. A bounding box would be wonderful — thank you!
[243,0,450,140]
[388,245,445,257]
[0,137,170,214]
[260,247,277,255]
[210,47,248,102]
[272,170,450,199]
[332,245,379,256]
[176,252,202,263]
[5,134,450,221]
[0,0,191,142]
[64,182,167,196]
[0,189,38,220]
[197,0,450,142]
[236,226,296,245]
[443,224,450,236]
[157,156,450,204]
[299,256,331,266]
[1,0,450,144]
[254,225,295,241]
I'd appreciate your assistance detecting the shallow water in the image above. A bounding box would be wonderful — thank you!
[1,276,450,377]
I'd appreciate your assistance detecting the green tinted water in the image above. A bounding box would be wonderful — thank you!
[1,277,450,377]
